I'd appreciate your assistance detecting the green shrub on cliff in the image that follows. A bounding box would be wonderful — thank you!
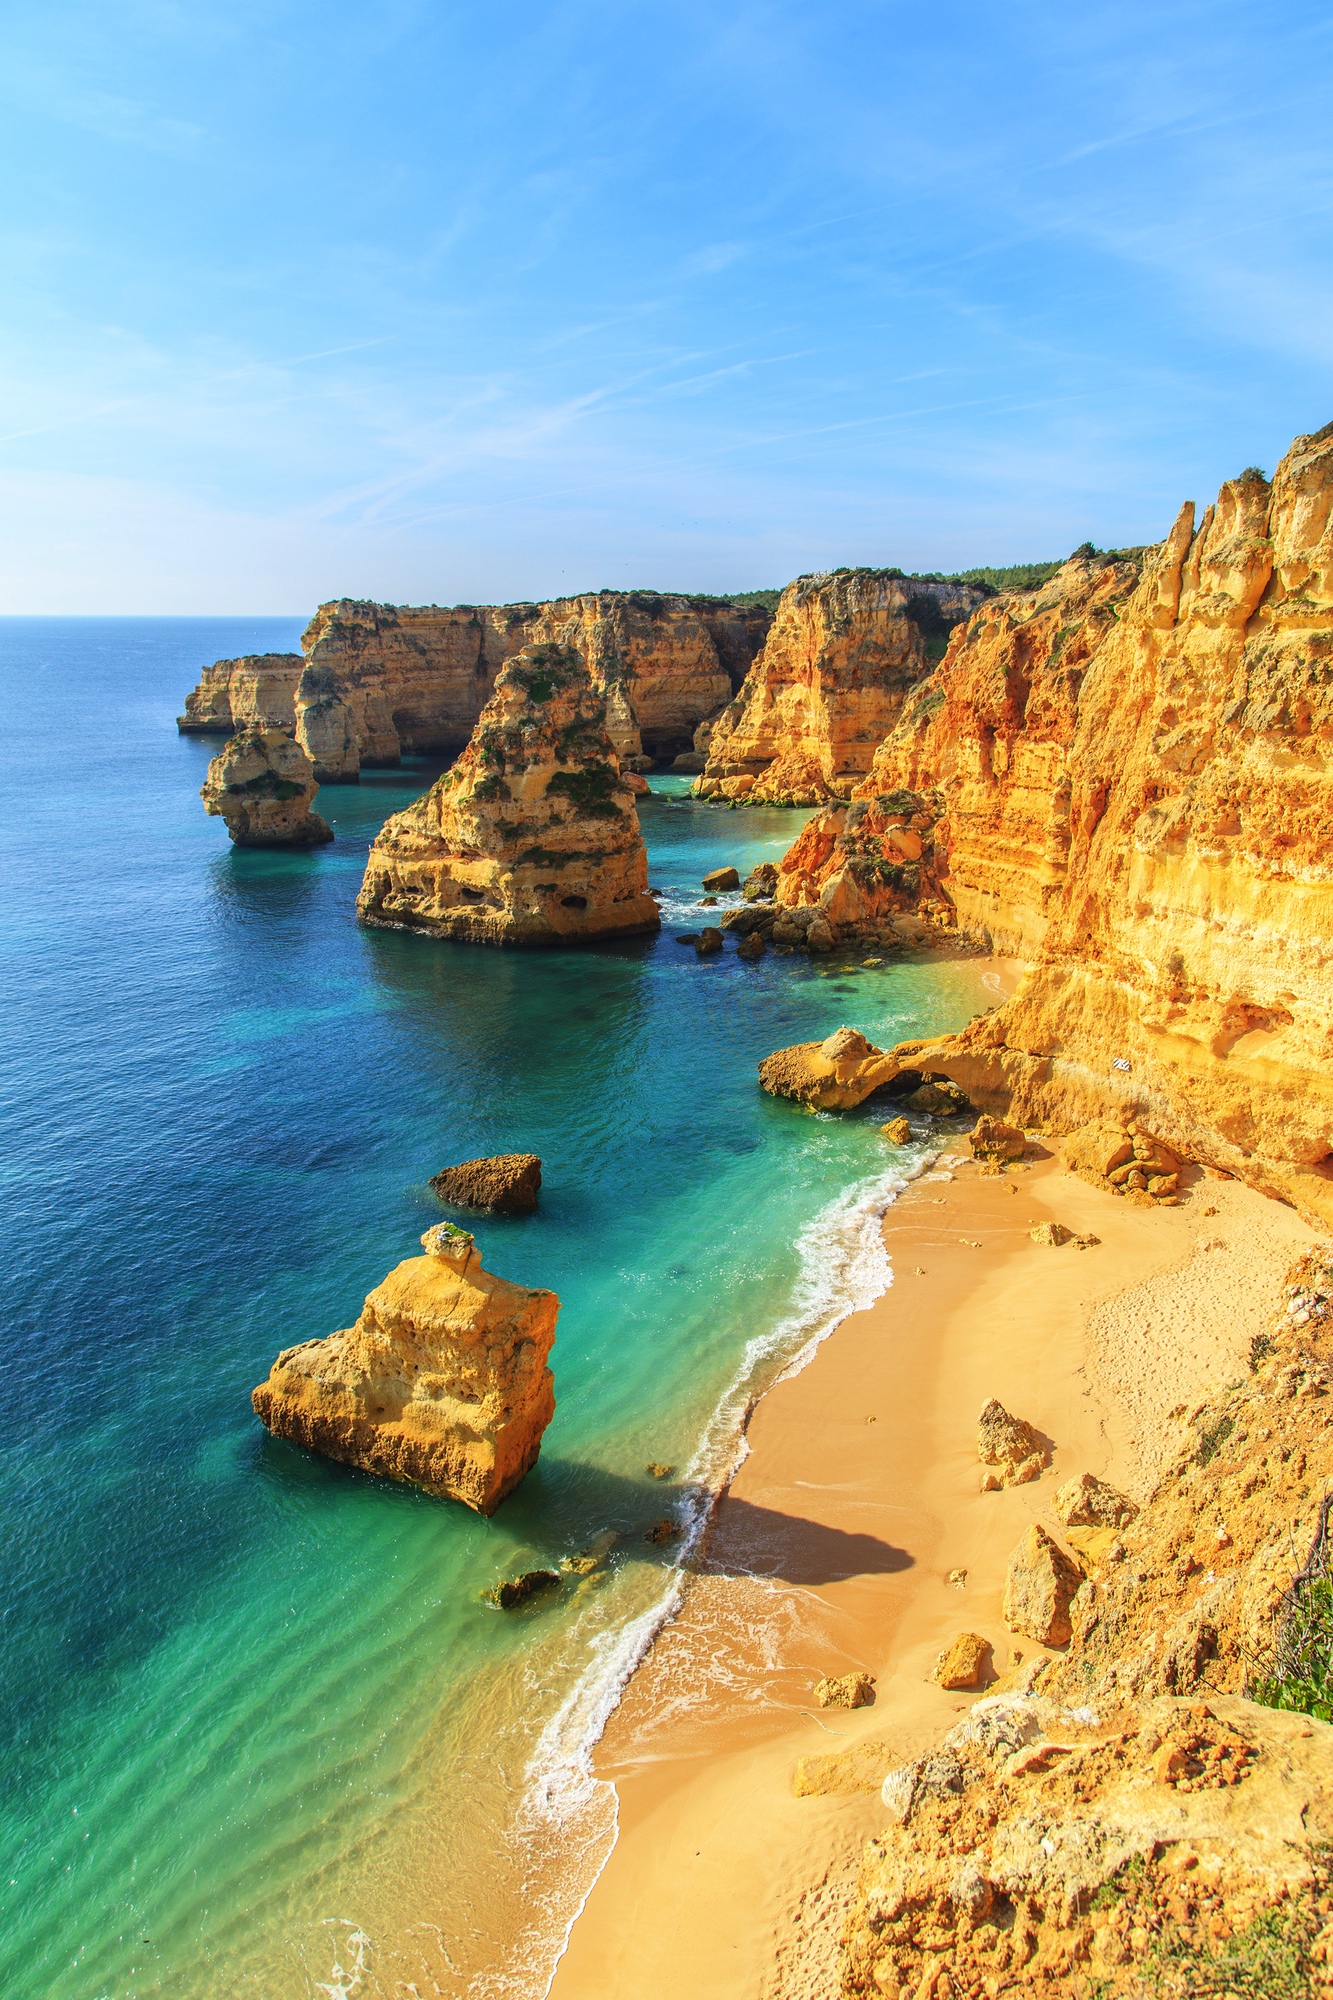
[546,762,624,818]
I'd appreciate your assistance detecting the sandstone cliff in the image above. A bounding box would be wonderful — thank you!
[177,594,770,779]
[252,1221,557,1515]
[356,642,660,946]
[200,727,333,847]
[767,427,1333,1226]
[177,653,304,734]
[695,571,986,804]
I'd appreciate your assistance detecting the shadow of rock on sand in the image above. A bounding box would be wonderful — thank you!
[698,1494,913,1586]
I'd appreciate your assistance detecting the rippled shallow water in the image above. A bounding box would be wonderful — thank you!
[0,619,999,1999]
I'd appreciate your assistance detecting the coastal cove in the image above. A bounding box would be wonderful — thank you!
[0,620,1001,2000]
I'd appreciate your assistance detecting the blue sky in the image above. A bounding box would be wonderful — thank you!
[1,0,1330,611]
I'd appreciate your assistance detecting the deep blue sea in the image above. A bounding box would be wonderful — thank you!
[0,619,999,1999]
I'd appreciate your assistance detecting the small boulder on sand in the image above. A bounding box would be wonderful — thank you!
[880,1116,911,1145]
[814,1671,876,1710]
[1002,1524,1083,1646]
[933,1632,991,1689]
[967,1115,1026,1163]
[1030,1221,1073,1247]
[702,866,740,891]
[1053,1470,1138,1529]
[977,1398,1046,1482]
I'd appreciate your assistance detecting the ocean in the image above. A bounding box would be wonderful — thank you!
[0,618,1000,1998]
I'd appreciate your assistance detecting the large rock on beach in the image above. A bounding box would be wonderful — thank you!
[201,726,333,847]
[977,1398,1046,1485]
[356,645,660,947]
[1002,1524,1083,1646]
[430,1154,542,1215]
[251,1221,557,1515]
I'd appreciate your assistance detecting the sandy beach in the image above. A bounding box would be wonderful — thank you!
[550,1118,1323,2000]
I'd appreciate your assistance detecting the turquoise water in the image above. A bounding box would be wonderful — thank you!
[0,619,998,1999]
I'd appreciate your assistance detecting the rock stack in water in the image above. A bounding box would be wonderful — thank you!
[357,643,660,945]
[251,1222,557,1515]
[201,726,333,847]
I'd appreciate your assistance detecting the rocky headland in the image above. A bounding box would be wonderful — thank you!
[757,422,1333,1228]
[356,642,660,946]
[177,652,305,734]
[200,726,333,847]
[251,1221,557,1515]
[179,591,771,780]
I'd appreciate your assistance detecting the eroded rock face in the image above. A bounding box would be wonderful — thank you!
[801,430,1333,1225]
[177,653,304,734]
[696,572,986,804]
[175,594,771,779]
[356,644,660,946]
[251,1222,557,1515]
[200,727,333,847]
[430,1154,542,1214]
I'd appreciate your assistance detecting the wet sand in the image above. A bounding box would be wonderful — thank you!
[549,1137,1321,2000]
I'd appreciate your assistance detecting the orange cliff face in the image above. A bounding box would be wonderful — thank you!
[356,642,660,947]
[769,426,1333,1225]
[252,1222,557,1516]
[271,593,768,781]
[695,570,986,805]
[177,598,769,780]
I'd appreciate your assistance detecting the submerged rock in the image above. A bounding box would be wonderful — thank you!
[251,1221,557,1515]
[487,1569,560,1609]
[430,1153,542,1215]
[201,727,334,847]
[356,644,660,947]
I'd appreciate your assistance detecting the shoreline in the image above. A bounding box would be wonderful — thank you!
[547,1112,1323,1998]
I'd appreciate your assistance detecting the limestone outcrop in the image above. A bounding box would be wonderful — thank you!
[178,653,305,734]
[769,425,1333,1226]
[757,1026,898,1109]
[696,571,986,804]
[180,594,770,778]
[932,1632,990,1689]
[356,644,660,946]
[200,727,333,847]
[430,1154,542,1214]
[1052,1470,1138,1529]
[251,1221,557,1515]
